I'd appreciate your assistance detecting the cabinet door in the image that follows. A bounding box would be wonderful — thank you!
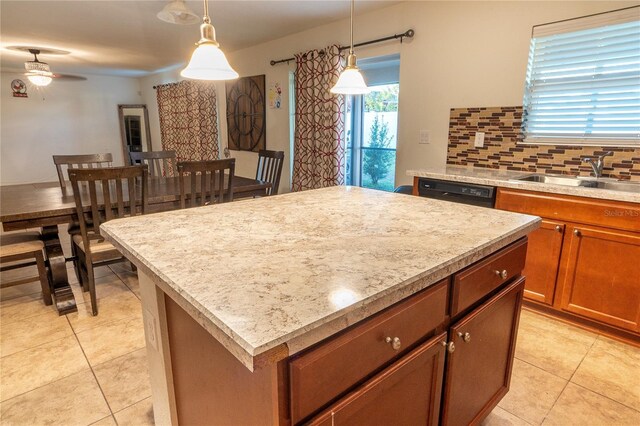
[558,225,640,332]
[307,332,447,426]
[441,277,525,426]
[523,220,565,305]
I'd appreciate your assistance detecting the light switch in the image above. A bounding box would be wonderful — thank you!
[474,132,485,148]
[419,130,430,145]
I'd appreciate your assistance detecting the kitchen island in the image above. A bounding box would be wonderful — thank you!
[101,186,539,425]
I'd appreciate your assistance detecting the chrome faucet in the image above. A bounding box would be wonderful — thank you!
[582,151,613,178]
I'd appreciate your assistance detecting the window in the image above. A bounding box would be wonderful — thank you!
[522,7,640,146]
[346,55,400,191]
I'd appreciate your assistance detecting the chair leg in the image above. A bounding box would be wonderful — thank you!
[34,250,53,306]
[87,262,98,316]
[70,241,83,287]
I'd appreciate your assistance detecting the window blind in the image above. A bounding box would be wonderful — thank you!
[522,8,640,146]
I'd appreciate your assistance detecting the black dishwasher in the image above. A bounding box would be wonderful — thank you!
[417,178,496,208]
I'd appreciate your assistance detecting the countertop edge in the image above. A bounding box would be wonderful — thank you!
[407,168,640,204]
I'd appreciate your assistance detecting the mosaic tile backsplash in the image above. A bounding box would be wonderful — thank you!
[447,106,640,181]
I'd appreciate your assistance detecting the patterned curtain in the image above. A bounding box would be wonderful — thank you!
[156,81,220,170]
[292,45,345,191]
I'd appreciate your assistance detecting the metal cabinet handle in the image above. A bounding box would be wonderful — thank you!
[457,331,471,343]
[385,336,402,351]
[574,229,581,237]
[555,225,562,232]
[494,269,508,279]
[441,341,455,353]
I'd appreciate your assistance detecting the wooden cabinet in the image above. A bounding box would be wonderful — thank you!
[441,277,525,425]
[496,187,640,340]
[522,220,565,305]
[559,225,640,332]
[308,333,447,426]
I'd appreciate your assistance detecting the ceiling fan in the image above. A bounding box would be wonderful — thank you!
[22,48,86,86]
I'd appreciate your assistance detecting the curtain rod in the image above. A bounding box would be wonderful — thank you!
[269,29,414,66]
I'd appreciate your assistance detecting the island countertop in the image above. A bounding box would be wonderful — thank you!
[101,186,539,370]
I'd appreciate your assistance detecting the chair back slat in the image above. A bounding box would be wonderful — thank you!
[68,166,148,251]
[256,150,284,195]
[53,153,113,192]
[177,159,235,209]
[130,151,177,178]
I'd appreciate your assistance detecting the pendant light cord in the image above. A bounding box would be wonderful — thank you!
[350,0,354,55]
[203,0,210,24]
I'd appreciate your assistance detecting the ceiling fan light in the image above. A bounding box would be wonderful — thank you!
[157,0,200,25]
[27,73,53,86]
[331,54,370,95]
[181,42,239,80]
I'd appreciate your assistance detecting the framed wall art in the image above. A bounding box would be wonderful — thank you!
[225,74,266,152]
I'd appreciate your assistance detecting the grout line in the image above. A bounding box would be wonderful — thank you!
[569,381,640,415]
[0,367,94,405]
[496,405,536,425]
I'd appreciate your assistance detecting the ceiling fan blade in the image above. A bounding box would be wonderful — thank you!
[51,73,87,81]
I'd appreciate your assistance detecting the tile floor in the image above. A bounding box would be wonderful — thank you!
[1,247,639,425]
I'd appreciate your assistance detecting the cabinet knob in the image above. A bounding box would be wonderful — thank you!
[457,331,471,343]
[441,341,455,353]
[574,229,581,237]
[385,336,402,351]
[494,269,508,280]
[555,225,562,232]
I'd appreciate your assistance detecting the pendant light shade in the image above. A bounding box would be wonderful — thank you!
[27,74,53,86]
[25,49,53,87]
[180,0,238,81]
[157,0,199,25]
[331,0,370,95]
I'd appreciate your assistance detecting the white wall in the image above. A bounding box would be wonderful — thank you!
[0,72,142,184]
[140,0,637,191]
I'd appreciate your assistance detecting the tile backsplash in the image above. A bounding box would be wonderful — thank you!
[447,106,640,181]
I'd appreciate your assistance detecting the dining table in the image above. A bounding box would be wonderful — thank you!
[0,175,271,315]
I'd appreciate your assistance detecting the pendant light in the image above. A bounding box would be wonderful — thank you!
[157,0,200,25]
[330,0,370,95]
[180,0,239,81]
[25,49,53,87]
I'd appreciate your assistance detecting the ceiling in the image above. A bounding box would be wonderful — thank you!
[0,0,400,77]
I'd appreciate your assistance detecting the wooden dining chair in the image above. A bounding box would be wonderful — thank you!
[177,159,235,209]
[130,151,177,178]
[0,231,52,306]
[256,150,284,195]
[68,165,148,315]
[53,153,113,191]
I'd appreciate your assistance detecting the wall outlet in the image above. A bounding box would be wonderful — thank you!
[474,132,485,148]
[419,130,430,145]
[144,309,158,351]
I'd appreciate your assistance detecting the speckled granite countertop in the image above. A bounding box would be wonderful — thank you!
[408,166,640,203]
[101,186,539,370]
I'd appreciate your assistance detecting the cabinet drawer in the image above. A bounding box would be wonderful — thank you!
[307,332,448,426]
[290,279,448,424]
[451,239,527,317]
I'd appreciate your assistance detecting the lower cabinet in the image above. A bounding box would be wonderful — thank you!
[308,332,447,426]
[441,277,525,425]
[522,220,564,305]
[559,224,640,332]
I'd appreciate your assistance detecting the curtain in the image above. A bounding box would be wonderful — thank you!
[292,45,345,191]
[156,80,220,171]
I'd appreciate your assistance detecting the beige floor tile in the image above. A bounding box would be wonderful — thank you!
[90,415,117,425]
[0,335,89,401]
[0,295,55,325]
[68,290,142,333]
[515,310,597,379]
[70,272,133,305]
[498,359,567,425]
[0,370,110,425]
[93,348,151,412]
[571,336,640,411]
[114,397,155,426]
[543,382,640,425]
[115,270,140,299]
[76,316,145,366]
[0,278,42,303]
[1,310,73,357]
[482,406,532,426]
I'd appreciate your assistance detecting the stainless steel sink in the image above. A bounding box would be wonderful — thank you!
[511,174,640,193]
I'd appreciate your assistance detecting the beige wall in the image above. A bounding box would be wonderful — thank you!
[140,1,637,192]
[0,72,142,184]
